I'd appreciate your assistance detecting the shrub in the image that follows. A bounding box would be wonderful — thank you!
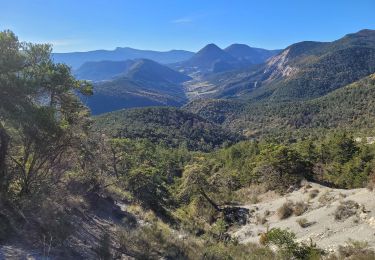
[277,202,294,219]
[293,201,308,216]
[309,189,320,199]
[118,222,191,259]
[210,218,228,241]
[263,228,298,258]
[277,201,309,220]
[250,195,260,204]
[202,242,275,260]
[175,196,218,234]
[119,221,276,259]
[256,213,267,225]
[263,228,324,259]
[294,239,325,260]
[297,218,308,228]
[296,218,315,228]
[334,200,359,221]
[259,232,268,245]
[338,240,375,259]
[318,190,335,205]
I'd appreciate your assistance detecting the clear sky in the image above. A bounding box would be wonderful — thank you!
[1,0,374,53]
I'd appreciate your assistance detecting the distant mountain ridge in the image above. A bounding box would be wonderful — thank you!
[225,44,280,64]
[85,59,191,114]
[53,47,194,69]
[192,29,375,100]
[72,43,279,80]
[183,43,237,70]
[173,43,280,74]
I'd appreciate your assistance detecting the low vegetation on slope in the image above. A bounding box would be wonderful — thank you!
[93,107,241,151]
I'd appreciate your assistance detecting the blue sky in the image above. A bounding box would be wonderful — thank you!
[1,0,374,52]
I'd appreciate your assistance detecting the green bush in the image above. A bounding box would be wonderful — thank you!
[202,242,276,260]
[263,228,324,259]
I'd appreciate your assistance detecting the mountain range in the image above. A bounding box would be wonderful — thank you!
[69,43,280,114]
[73,43,280,81]
[52,47,194,69]
[185,29,375,100]
[62,29,375,129]
[172,43,280,75]
[180,29,375,138]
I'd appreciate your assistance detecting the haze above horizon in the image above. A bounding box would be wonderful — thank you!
[1,0,374,53]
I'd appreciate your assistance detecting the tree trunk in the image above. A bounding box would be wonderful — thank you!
[200,188,221,211]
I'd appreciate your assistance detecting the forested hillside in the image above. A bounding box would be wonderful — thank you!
[185,73,375,138]
[93,107,241,151]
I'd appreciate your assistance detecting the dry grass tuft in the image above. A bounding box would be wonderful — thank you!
[293,201,308,216]
[334,200,359,221]
[337,240,375,259]
[296,218,315,228]
[318,190,335,205]
[277,202,294,220]
[256,213,268,225]
[309,189,320,199]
